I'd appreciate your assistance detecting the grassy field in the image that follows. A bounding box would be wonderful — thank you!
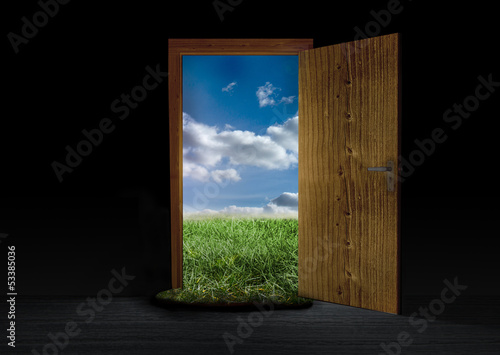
[156,217,312,306]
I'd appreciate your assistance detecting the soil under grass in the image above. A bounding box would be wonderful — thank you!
[156,217,312,308]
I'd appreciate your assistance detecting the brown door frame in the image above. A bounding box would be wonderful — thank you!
[168,39,314,288]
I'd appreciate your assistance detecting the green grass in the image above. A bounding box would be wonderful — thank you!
[156,217,312,306]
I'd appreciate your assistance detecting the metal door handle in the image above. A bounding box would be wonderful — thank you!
[367,161,394,192]
[367,166,392,172]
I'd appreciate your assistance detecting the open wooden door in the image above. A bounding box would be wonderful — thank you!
[298,33,401,314]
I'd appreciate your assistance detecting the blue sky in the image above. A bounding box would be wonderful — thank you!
[182,55,299,217]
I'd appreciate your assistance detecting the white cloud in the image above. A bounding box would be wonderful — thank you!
[211,169,241,184]
[263,204,298,216]
[266,115,298,153]
[184,205,298,218]
[256,82,296,108]
[182,112,298,182]
[268,192,298,207]
[183,113,222,167]
[183,161,211,182]
[262,192,298,215]
[279,95,296,104]
[256,82,280,107]
[222,81,237,93]
[184,192,299,218]
[217,130,297,169]
[221,205,268,215]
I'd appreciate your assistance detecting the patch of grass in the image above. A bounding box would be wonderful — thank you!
[156,217,312,306]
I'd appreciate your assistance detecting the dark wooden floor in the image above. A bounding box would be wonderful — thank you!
[11,296,500,354]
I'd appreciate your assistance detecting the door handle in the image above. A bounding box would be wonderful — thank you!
[367,161,394,192]
[367,166,392,172]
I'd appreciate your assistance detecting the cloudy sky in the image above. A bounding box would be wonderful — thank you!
[183,55,299,217]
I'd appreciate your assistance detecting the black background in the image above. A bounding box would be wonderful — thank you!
[1,0,499,298]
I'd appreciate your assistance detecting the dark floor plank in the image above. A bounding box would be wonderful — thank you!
[8,296,500,354]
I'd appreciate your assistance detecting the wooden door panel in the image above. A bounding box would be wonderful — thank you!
[298,33,400,314]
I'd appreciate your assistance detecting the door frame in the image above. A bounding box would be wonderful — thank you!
[168,39,314,288]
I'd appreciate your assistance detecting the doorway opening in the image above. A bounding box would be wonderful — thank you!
[171,54,310,305]
[160,39,314,307]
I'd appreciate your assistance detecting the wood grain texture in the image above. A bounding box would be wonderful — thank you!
[168,40,183,289]
[298,33,401,314]
[168,38,313,55]
[168,39,314,289]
